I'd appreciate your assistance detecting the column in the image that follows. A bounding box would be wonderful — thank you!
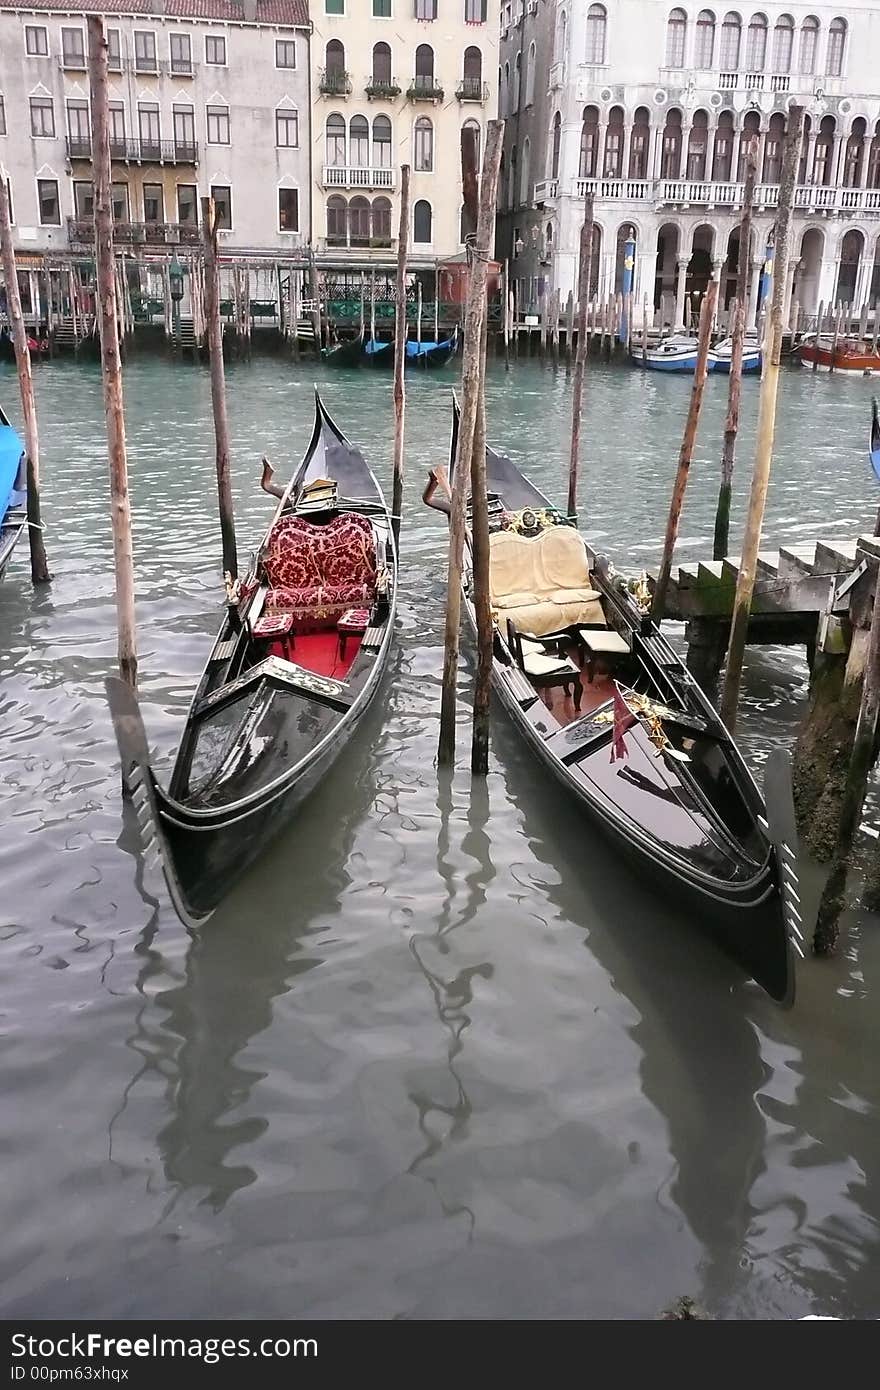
[831,134,846,188]
[680,120,691,183]
[652,126,664,180]
[805,132,818,185]
[854,255,873,312]
[746,257,762,328]
[674,256,689,330]
[597,120,608,179]
[621,123,632,184]
[711,257,724,328]
[782,260,797,333]
[859,138,870,190]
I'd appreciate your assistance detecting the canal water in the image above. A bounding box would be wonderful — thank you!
[1,351,879,1320]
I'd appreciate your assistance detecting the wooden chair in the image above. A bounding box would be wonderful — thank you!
[507,620,582,711]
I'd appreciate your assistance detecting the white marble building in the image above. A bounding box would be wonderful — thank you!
[500,1,880,327]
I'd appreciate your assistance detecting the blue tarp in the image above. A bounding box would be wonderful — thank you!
[405,337,455,359]
[0,406,26,523]
[363,338,392,357]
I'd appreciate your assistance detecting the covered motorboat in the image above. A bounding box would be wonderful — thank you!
[423,405,799,1005]
[108,392,397,927]
[797,334,880,373]
[709,333,762,374]
[630,334,700,372]
[0,404,27,578]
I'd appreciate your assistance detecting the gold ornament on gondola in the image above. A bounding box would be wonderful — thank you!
[595,689,691,762]
[628,570,652,614]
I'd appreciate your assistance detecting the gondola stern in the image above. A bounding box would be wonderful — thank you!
[105,677,214,931]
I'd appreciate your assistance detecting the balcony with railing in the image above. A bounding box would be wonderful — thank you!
[407,74,444,101]
[575,176,653,201]
[67,218,202,247]
[319,235,397,255]
[364,75,402,99]
[567,176,880,216]
[319,68,353,96]
[533,178,559,201]
[323,166,395,190]
[65,136,198,164]
[456,78,488,102]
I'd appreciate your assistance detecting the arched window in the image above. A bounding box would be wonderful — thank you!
[868,119,880,190]
[512,50,521,113]
[349,115,369,168]
[661,107,682,178]
[720,12,742,69]
[372,42,392,85]
[827,17,846,77]
[325,112,346,166]
[712,109,734,179]
[349,194,371,246]
[844,117,866,188]
[666,9,687,67]
[507,146,516,209]
[501,61,509,117]
[772,15,793,72]
[604,105,624,177]
[520,136,531,205]
[586,4,607,64]
[687,109,709,180]
[737,109,760,178]
[525,42,536,104]
[463,117,481,170]
[373,115,392,167]
[695,10,715,68]
[372,195,391,246]
[414,115,434,171]
[798,111,812,181]
[798,16,819,76]
[555,8,567,63]
[579,104,598,178]
[327,194,347,245]
[813,113,836,185]
[413,199,432,243]
[762,110,785,181]
[415,43,434,78]
[325,39,345,74]
[745,13,767,69]
[464,46,482,81]
[629,106,650,178]
[551,110,561,178]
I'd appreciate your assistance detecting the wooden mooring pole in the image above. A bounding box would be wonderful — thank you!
[567,194,594,524]
[438,120,503,769]
[391,164,410,547]
[719,106,803,731]
[88,15,136,688]
[0,175,51,585]
[201,195,238,581]
[650,278,718,625]
[714,135,758,562]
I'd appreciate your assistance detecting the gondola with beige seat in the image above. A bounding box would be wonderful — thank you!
[423,400,800,1007]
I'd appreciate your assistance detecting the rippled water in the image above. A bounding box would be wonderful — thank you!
[2,351,879,1320]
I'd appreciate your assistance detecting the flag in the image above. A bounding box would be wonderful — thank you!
[610,683,637,763]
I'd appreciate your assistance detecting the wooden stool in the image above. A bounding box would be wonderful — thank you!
[253,609,294,660]
[337,606,370,659]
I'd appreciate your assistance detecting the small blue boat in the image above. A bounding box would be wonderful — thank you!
[709,334,762,374]
[870,399,880,483]
[630,335,699,371]
[0,404,27,578]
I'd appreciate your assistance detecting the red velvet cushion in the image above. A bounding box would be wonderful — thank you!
[263,513,377,595]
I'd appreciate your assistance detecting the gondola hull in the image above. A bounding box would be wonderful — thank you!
[0,405,26,579]
[322,332,365,367]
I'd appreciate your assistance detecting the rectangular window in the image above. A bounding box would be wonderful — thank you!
[138,104,161,158]
[66,99,90,155]
[177,184,198,224]
[278,187,299,232]
[73,181,93,220]
[25,25,48,56]
[108,29,122,71]
[111,182,130,223]
[30,96,55,138]
[275,108,299,147]
[206,104,230,144]
[464,0,487,19]
[170,33,193,75]
[109,102,126,155]
[415,0,437,18]
[211,184,232,230]
[173,105,196,156]
[37,178,60,226]
[0,97,6,136]
[61,27,86,69]
[326,0,345,12]
[143,183,164,223]
[373,0,391,13]
[205,35,227,65]
[134,30,158,73]
[275,39,296,68]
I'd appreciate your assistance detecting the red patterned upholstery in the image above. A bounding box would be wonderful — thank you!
[262,513,377,625]
[338,606,370,633]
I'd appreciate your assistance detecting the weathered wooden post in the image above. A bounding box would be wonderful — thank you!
[88,15,136,687]
[829,303,842,374]
[650,278,718,625]
[503,258,511,370]
[812,298,824,371]
[307,246,321,360]
[0,181,51,584]
[872,300,880,356]
[434,263,440,344]
[813,558,880,953]
[713,135,758,562]
[437,120,503,769]
[391,164,410,547]
[565,290,574,376]
[642,294,649,363]
[201,195,238,581]
[539,284,548,361]
[568,194,594,523]
[719,105,804,732]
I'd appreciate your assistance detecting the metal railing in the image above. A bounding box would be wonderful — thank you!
[319,68,353,96]
[65,136,198,164]
[364,76,402,98]
[323,166,396,189]
[456,78,488,101]
[67,217,202,247]
[407,75,444,100]
[567,176,880,215]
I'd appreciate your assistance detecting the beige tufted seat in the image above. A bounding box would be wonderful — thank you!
[489,526,605,637]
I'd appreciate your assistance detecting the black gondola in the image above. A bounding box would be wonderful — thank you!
[424,405,800,1005]
[870,397,880,482]
[322,328,365,367]
[108,392,397,927]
